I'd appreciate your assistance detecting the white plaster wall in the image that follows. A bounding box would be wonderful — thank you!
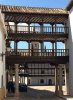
[28,76,55,86]
[27,64,65,86]
[68,7,73,96]
[0,10,6,91]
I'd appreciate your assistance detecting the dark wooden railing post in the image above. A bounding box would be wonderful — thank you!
[51,23,54,34]
[40,23,43,33]
[33,26,35,33]
[55,41,57,56]
[28,23,30,33]
[52,42,54,56]
[14,41,18,55]
[15,22,17,33]
[64,23,68,34]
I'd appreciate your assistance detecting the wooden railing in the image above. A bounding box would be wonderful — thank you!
[6,49,69,57]
[6,25,69,34]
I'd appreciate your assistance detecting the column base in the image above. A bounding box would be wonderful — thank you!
[15,92,19,97]
[0,87,5,99]
[55,90,59,96]
[59,90,63,96]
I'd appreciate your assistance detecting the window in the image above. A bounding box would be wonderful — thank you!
[41,70,45,74]
[40,79,44,84]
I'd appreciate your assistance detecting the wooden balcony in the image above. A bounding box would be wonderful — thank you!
[6,25,69,41]
[6,49,69,64]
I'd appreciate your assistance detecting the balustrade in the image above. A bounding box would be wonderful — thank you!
[6,25,69,34]
[6,49,69,57]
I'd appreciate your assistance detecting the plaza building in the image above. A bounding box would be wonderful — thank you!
[0,0,73,99]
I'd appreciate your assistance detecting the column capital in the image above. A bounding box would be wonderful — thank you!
[15,64,19,66]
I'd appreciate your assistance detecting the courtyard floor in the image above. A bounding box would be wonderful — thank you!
[5,86,66,100]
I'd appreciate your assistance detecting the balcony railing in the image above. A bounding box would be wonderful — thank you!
[6,25,69,34]
[6,49,69,57]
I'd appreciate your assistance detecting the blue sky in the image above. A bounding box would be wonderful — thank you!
[0,0,68,49]
[0,0,69,8]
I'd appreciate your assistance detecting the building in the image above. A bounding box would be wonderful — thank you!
[0,0,73,99]
[0,10,6,99]
[66,0,73,96]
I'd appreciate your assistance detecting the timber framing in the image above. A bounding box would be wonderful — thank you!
[0,4,69,78]
[0,5,68,23]
[66,0,73,11]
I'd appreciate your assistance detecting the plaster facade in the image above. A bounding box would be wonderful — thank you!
[0,10,6,99]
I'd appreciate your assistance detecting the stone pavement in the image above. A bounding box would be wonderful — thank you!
[5,97,64,100]
[5,86,65,100]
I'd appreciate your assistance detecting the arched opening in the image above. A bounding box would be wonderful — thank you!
[18,41,28,49]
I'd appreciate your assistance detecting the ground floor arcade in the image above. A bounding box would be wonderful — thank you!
[6,64,68,96]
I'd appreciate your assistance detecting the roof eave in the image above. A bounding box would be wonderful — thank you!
[66,0,73,11]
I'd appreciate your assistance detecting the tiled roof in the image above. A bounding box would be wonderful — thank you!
[66,0,73,10]
[0,4,68,14]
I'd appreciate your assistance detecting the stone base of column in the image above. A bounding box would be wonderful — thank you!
[14,92,19,97]
[55,90,59,96]
[59,90,63,96]
[0,87,5,99]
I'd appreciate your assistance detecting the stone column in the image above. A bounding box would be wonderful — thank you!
[55,65,59,95]
[59,65,63,96]
[15,64,19,96]
[65,64,69,95]
[10,69,13,81]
